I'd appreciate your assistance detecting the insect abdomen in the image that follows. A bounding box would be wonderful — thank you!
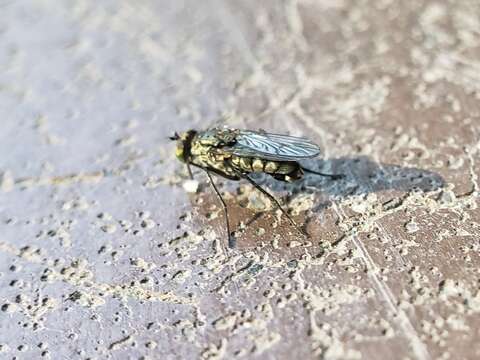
[231,155,272,173]
[230,155,300,178]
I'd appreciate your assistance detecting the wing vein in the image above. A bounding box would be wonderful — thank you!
[225,129,320,161]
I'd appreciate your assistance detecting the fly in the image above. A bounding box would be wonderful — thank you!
[170,127,344,248]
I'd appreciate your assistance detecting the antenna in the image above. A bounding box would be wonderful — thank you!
[168,132,180,141]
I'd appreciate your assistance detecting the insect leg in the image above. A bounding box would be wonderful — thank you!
[186,163,194,179]
[240,173,308,237]
[205,170,235,248]
[301,167,345,180]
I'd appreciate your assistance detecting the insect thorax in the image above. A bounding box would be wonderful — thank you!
[188,136,238,178]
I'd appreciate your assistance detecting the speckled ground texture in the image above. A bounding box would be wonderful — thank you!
[1,0,480,359]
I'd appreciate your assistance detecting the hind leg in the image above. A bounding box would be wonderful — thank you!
[301,167,344,180]
[237,171,308,237]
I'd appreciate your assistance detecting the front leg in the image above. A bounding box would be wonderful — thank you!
[186,163,194,179]
[204,169,236,249]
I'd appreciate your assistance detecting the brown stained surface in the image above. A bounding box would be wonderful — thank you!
[0,1,480,359]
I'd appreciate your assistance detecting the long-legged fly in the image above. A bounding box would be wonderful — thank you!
[170,127,344,248]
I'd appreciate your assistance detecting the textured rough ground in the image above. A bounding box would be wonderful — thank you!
[1,1,480,359]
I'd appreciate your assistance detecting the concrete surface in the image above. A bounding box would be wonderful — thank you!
[0,0,480,359]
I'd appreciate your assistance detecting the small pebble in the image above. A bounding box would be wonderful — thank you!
[183,179,199,193]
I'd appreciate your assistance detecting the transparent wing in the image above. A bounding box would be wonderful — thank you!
[225,130,320,161]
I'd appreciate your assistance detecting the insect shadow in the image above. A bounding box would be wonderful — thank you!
[247,155,445,214]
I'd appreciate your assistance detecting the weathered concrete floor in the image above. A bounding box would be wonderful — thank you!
[1,1,480,359]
